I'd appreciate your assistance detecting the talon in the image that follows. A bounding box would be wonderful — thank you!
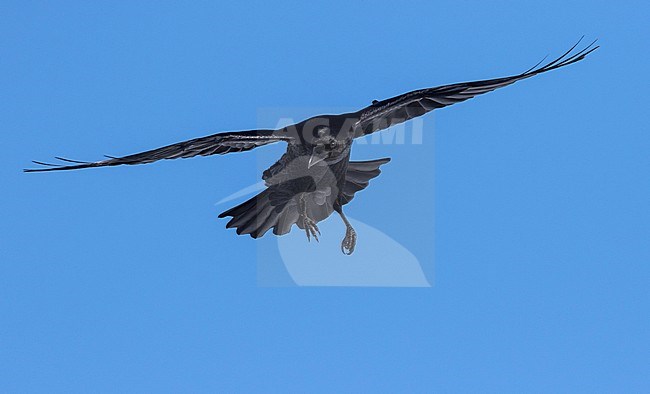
[312,224,320,242]
[302,216,320,243]
[340,227,356,255]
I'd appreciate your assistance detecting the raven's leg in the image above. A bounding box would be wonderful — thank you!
[334,205,356,255]
[299,194,320,242]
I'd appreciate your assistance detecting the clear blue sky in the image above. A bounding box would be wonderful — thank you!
[1,1,649,392]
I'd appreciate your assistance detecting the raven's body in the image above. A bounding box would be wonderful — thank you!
[26,39,598,254]
[219,119,373,253]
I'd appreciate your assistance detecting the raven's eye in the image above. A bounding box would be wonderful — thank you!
[327,141,337,150]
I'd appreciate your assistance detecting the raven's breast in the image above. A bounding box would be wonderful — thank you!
[262,148,350,224]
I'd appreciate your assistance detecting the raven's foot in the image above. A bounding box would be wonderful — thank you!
[302,216,320,242]
[299,193,320,242]
[334,205,356,255]
[341,226,356,255]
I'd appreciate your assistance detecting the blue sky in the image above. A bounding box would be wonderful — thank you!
[1,1,649,392]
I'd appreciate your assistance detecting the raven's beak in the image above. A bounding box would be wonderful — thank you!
[308,152,326,168]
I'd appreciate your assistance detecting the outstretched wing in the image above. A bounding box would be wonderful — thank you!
[353,38,598,137]
[25,129,292,172]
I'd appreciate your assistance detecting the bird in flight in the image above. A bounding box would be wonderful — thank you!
[26,39,598,254]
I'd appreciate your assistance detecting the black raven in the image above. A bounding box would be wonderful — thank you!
[26,39,598,254]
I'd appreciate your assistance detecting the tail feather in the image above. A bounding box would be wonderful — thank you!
[219,189,272,237]
[273,207,300,236]
[249,204,281,238]
[218,190,264,220]
[219,188,292,239]
[340,158,391,205]
[238,203,274,236]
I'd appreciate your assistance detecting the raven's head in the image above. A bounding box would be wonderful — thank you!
[308,126,350,168]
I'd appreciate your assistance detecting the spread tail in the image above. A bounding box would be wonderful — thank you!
[219,157,391,238]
